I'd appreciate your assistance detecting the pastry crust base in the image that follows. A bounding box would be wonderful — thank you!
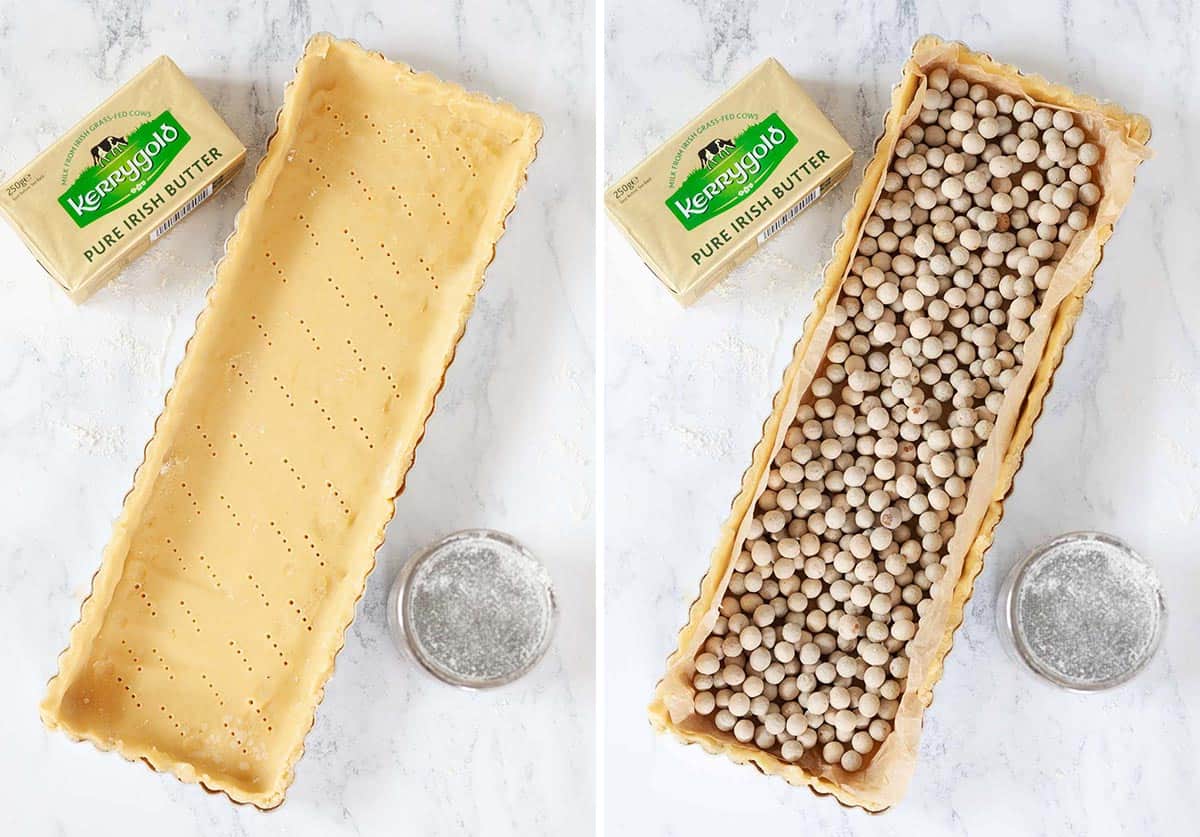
[40,33,540,809]
[649,35,1150,812]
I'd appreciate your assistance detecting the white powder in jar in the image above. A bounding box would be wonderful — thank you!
[1013,535,1163,689]
[402,531,555,687]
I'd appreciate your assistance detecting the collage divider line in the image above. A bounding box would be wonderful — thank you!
[593,0,606,833]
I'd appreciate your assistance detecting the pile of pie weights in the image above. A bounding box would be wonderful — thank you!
[690,69,1102,773]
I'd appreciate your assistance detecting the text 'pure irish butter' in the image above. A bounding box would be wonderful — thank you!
[0,57,246,302]
[605,58,853,305]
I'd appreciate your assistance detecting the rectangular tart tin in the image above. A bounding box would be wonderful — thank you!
[648,35,1151,811]
[39,34,541,808]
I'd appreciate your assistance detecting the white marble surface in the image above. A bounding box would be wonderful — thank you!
[0,1,594,834]
[605,2,1197,834]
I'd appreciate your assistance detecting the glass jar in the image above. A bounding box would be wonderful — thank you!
[387,529,557,689]
[996,531,1165,691]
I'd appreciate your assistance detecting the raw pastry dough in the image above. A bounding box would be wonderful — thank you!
[40,34,541,808]
[649,35,1149,811]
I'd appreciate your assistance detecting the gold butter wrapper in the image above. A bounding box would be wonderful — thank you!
[605,58,853,305]
[0,56,246,302]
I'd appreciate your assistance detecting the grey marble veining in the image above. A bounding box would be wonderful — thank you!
[605,1,1197,835]
[0,1,594,835]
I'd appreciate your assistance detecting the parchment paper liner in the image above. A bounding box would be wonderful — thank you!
[39,33,541,809]
[649,35,1151,812]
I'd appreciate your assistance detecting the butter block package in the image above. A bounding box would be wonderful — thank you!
[606,58,853,304]
[0,56,246,302]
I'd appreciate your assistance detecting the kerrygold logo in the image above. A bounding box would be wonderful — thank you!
[666,113,798,230]
[58,111,190,228]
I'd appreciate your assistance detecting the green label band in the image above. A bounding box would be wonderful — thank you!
[58,111,191,228]
[666,112,798,231]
